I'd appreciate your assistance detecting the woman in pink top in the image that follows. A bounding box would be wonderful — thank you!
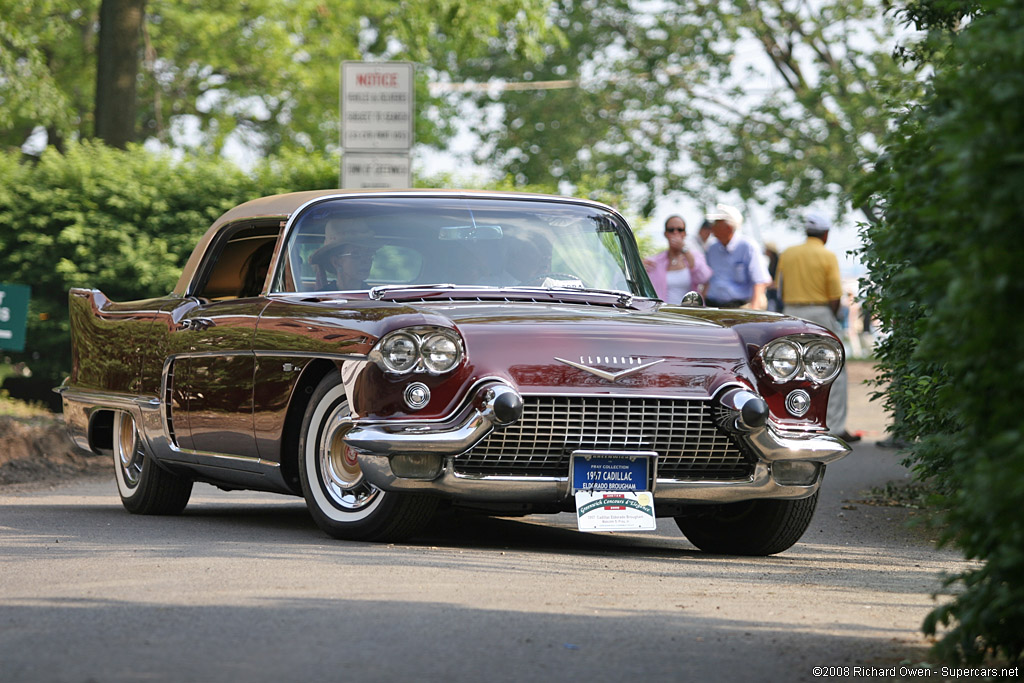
[644,215,712,303]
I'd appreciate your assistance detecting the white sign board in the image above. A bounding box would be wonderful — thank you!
[341,61,414,152]
[575,491,657,532]
[342,153,411,189]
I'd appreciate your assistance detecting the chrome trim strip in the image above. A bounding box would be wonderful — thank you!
[166,350,365,362]
[192,451,277,466]
[252,349,367,360]
[159,356,176,450]
[59,388,151,409]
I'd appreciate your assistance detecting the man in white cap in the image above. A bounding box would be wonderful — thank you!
[775,212,860,443]
[704,204,772,309]
[309,218,377,290]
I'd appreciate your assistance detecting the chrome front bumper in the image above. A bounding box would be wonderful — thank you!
[345,382,851,504]
[344,381,524,457]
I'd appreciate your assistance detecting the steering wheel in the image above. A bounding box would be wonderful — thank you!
[525,272,583,287]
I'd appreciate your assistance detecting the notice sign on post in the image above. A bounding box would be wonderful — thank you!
[342,152,411,189]
[0,283,31,352]
[341,61,414,152]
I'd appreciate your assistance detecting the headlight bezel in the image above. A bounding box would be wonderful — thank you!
[759,334,843,384]
[803,341,842,382]
[378,331,419,373]
[420,332,461,374]
[762,338,801,382]
[369,326,465,375]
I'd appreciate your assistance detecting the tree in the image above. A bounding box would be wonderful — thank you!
[0,0,96,151]
[456,0,915,219]
[1,0,557,157]
[94,0,146,148]
[858,0,1024,664]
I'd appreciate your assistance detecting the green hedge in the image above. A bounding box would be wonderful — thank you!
[859,0,1024,664]
[0,141,339,383]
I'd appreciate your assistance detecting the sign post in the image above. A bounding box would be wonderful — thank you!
[340,61,414,188]
[0,283,31,353]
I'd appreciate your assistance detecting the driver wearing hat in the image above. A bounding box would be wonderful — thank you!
[309,218,377,290]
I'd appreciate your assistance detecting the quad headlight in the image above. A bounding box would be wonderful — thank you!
[370,326,464,375]
[762,339,801,381]
[379,332,419,373]
[760,335,843,384]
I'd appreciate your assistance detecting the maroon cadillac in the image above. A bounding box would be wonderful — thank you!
[60,190,850,554]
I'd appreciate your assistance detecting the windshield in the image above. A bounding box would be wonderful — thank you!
[272,196,655,297]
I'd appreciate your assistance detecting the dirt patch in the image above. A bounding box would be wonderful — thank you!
[0,415,109,489]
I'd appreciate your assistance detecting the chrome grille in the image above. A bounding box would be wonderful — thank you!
[455,396,754,480]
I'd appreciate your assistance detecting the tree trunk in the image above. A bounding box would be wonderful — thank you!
[94,0,146,148]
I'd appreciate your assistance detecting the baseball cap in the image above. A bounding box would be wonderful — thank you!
[705,204,743,228]
[804,213,832,234]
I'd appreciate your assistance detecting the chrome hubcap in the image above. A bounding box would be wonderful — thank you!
[117,413,144,488]
[319,405,381,510]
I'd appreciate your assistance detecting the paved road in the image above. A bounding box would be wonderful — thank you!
[0,446,968,683]
[0,370,971,682]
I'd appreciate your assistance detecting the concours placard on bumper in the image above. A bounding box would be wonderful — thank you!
[575,491,657,532]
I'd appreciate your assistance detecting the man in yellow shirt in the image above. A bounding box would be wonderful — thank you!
[776,214,860,443]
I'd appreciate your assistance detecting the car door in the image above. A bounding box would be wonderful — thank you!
[169,222,281,466]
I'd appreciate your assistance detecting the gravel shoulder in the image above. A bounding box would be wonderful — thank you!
[0,414,108,489]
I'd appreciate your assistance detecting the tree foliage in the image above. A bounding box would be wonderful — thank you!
[0,0,556,154]
[0,0,94,150]
[858,0,1024,664]
[456,0,915,219]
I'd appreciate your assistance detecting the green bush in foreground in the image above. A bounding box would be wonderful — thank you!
[859,0,1024,664]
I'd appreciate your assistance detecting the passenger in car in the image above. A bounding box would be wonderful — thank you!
[506,236,553,286]
[449,239,518,286]
[309,219,377,290]
[239,241,276,298]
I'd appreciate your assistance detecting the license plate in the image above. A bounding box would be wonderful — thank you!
[571,452,651,492]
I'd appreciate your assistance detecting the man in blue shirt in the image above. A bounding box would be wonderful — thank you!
[704,204,771,309]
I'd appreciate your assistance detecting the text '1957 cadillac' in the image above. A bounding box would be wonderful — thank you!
[60,190,850,554]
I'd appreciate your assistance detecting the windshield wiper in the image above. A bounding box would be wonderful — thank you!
[369,283,459,300]
[505,285,634,307]
[370,282,635,307]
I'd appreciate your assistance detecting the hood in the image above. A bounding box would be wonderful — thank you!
[414,299,762,398]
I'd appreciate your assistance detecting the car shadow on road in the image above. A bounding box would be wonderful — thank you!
[0,594,938,682]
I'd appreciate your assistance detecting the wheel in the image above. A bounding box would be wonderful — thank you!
[113,411,192,515]
[298,373,438,541]
[674,492,819,556]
